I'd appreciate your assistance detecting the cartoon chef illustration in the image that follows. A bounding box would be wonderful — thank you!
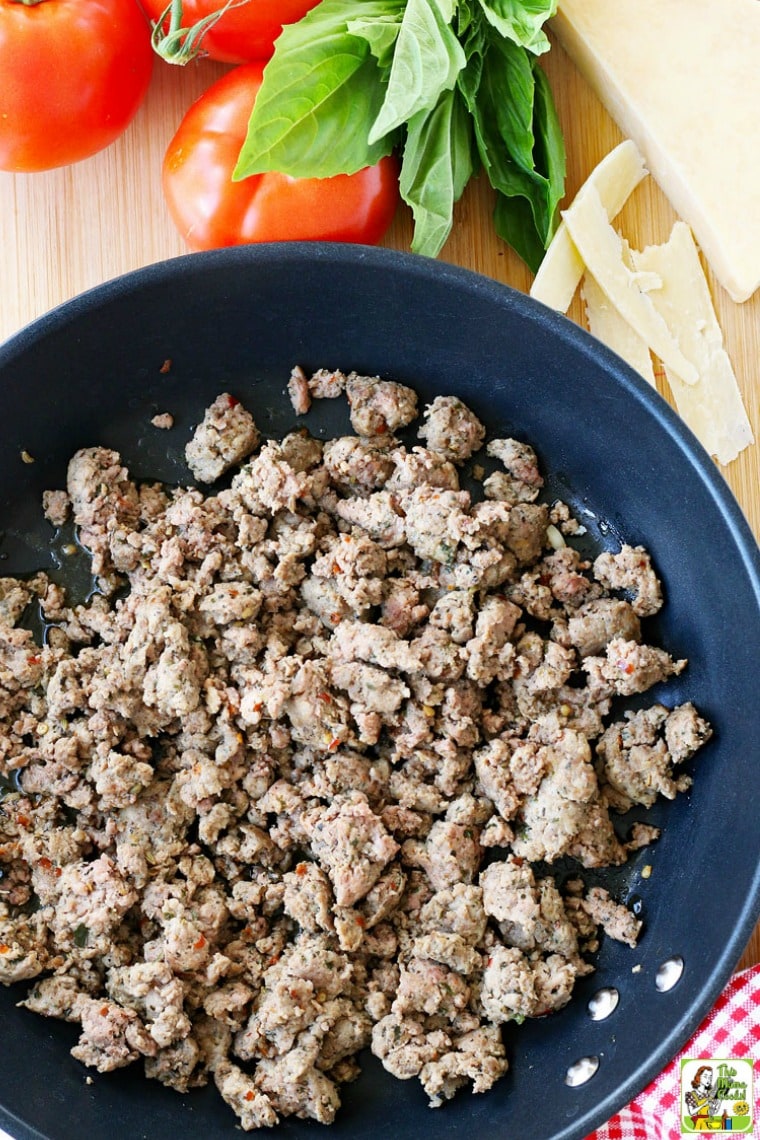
[684,1065,722,1130]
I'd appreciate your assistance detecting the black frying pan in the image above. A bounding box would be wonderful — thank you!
[0,243,758,1140]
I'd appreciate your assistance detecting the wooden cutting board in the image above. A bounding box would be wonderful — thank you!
[0,37,757,971]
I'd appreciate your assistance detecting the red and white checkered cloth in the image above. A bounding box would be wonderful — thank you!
[586,964,760,1140]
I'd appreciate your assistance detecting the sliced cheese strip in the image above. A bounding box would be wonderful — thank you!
[620,238,661,296]
[561,184,698,383]
[552,0,760,302]
[581,271,656,386]
[530,140,647,312]
[632,223,754,465]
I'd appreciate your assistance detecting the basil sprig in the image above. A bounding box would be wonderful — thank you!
[234,0,564,268]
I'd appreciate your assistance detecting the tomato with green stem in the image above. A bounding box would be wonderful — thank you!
[0,0,153,173]
[162,63,400,251]
[144,0,320,65]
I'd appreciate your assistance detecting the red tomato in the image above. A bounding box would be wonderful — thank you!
[162,63,400,251]
[0,0,154,174]
[142,0,320,64]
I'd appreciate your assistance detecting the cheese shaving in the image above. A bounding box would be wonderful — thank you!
[531,141,754,465]
[530,139,647,312]
[581,273,656,386]
[561,184,698,384]
[632,224,754,465]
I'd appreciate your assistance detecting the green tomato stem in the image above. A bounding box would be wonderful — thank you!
[150,0,247,65]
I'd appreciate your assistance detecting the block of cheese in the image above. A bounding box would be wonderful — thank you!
[632,223,755,465]
[552,0,760,302]
[530,140,647,312]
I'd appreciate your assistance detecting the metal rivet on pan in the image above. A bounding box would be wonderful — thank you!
[655,956,684,992]
[565,1056,600,1087]
[587,987,620,1021]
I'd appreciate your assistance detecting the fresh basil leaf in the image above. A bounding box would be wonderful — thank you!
[484,146,553,241]
[448,96,475,201]
[368,0,467,145]
[476,0,557,54]
[347,11,403,67]
[493,191,546,271]
[472,32,565,256]
[487,57,563,243]
[456,0,486,109]
[531,55,565,242]
[235,0,402,180]
[455,0,477,38]
[431,0,456,20]
[400,88,475,257]
[478,33,536,173]
[233,0,565,271]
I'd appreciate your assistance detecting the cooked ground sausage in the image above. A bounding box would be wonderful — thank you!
[0,369,711,1128]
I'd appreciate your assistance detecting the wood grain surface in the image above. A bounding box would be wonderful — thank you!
[0,37,757,974]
